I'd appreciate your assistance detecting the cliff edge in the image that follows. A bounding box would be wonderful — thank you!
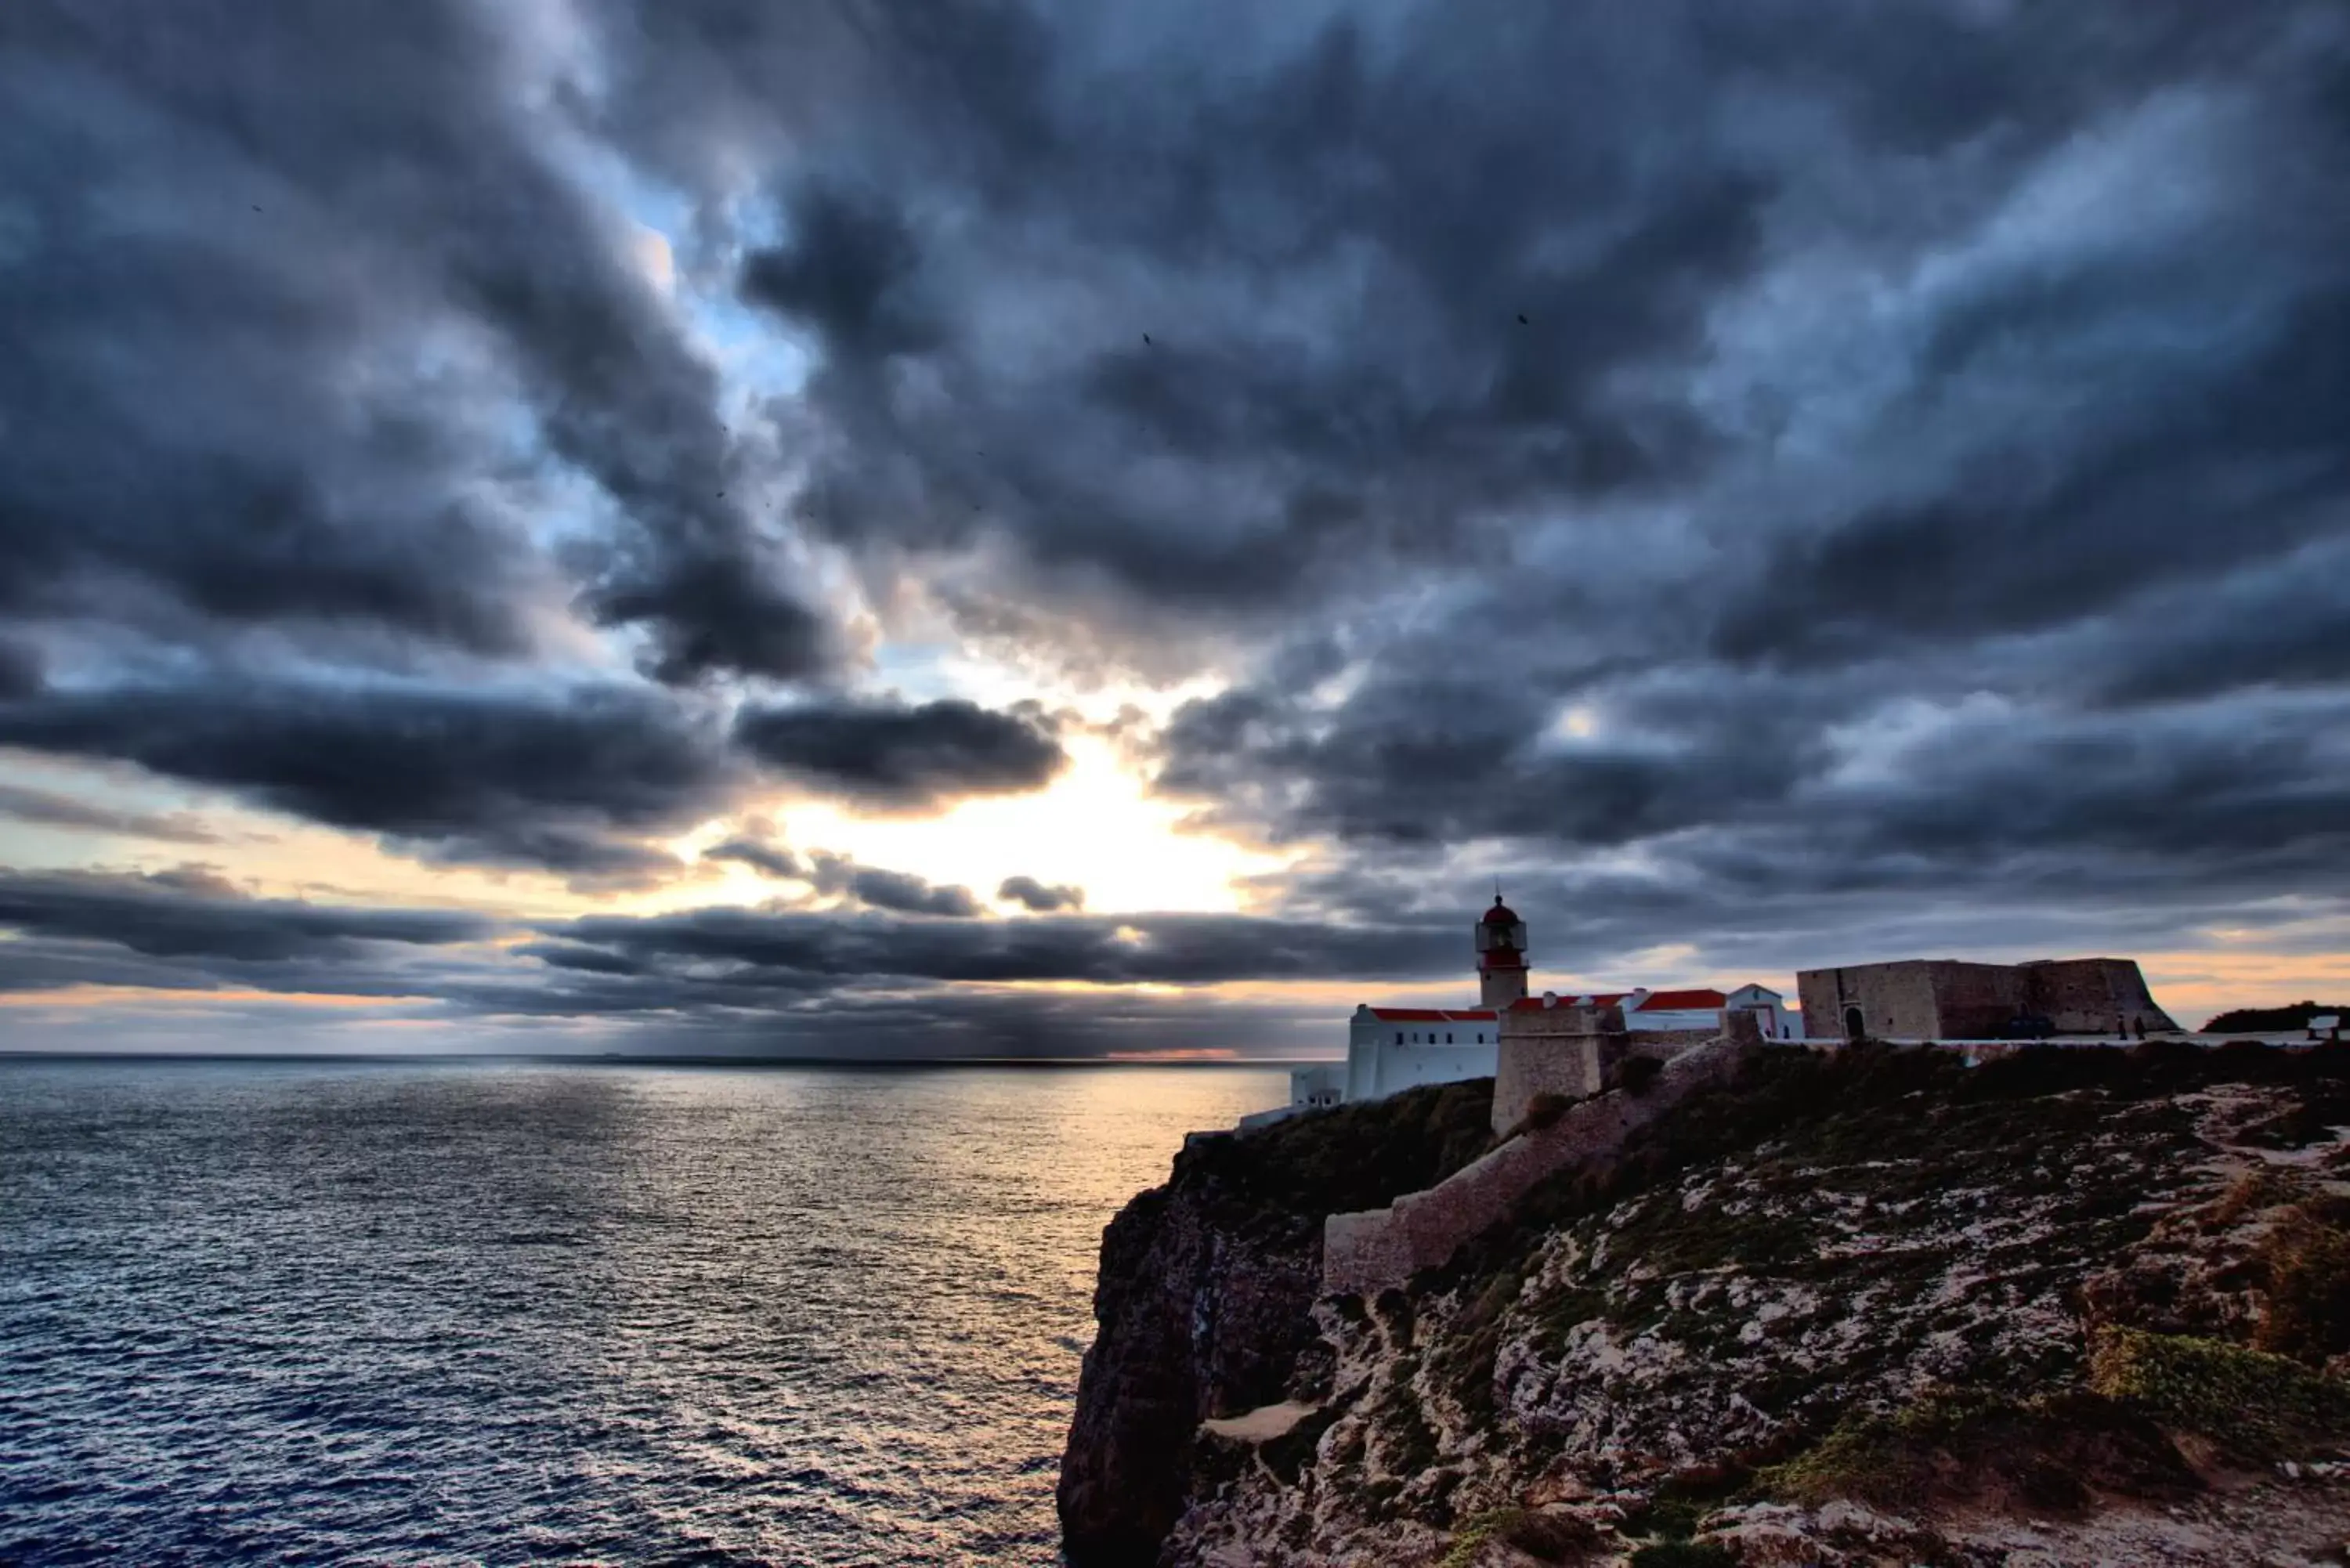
[1070,1042,2350,1567]
[1057,1078,1495,1565]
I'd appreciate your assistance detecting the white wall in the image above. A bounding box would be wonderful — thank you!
[1346,1009,1498,1101]
[1725,986,1795,1042]
[1368,1041,1499,1096]
[1289,1064,1345,1107]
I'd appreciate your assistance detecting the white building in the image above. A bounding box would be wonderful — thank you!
[1341,1005,1503,1100]
[1726,983,1795,1040]
[1285,897,1791,1111]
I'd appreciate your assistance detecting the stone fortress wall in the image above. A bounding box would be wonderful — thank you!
[2021,957,2177,1034]
[1489,1003,1626,1131]
[1799,956,2178,1041]
[1323,1011,1764,1297]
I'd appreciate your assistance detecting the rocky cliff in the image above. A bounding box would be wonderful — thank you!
[1068,1042,2350,1567]
[1058,1079,1496,1565]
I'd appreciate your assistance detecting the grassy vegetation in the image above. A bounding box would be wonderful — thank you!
[1625,1544,1735,1568]
[2254,1201,2350,1365]
[1434,1041,2350,1380]
[1521,1059,2197,1389]
[1437,1507,1599,1567]
[1755,1386,2199,1510]
[1758,1389,2019,1507]
[2203,1001,2348,1034]
[1366,1352,1441,1487]
[1609,1053,1665,1094]
[1186,1076,1496,1220]
[1318,1042,2350,1550]
[2090,1328,2350,1458]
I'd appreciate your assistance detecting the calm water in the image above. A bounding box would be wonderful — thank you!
[0,1059,1285,1566]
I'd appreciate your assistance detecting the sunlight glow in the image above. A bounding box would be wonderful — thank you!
[768,735,1290,916]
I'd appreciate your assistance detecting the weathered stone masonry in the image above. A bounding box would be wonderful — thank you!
[1322,1015,1762,1297]
[1797,956,2177,1041]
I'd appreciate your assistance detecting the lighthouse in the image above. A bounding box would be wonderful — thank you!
[1475,894,1531,1008]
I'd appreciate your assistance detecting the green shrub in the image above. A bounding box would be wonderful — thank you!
[1627,1543,1734,1568]
[1197,1075,1497,1216]
[1611,1053,1665,1094]
[2090,1328,2349,1458]
[1437,1507,1599,1567]
[2254,1212,2350,1365]
[1755,1386,2196,1509]
[1436,1267,1524,1419]
[2202,1001,2348,1034]
[1524,1091,1574,1130]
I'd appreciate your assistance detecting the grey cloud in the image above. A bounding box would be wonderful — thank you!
[740,184,940,361]
[998,875,1083,912]
[805,852,983,919]
[0,0,833,681]
[0,641,44,699]
[709,3,1786,646]
[0,679,733,879]
[546,905,1450,988]
[702,836,805,880]
[5,0,2350,1040]
[0,783,220,845]
[0,866,494,961]
[733,697,1066,808]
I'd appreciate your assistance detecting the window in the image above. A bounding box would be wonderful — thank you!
[1446,1032,1453,1044]
[1394,1031,1402,1045]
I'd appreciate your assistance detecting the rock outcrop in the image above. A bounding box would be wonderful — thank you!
[1058,1078,1496,1565]
[1072,1041,2350,1566]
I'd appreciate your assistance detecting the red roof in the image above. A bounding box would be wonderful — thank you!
[1634,988,1728,1011]
[1506,992,1629,1011]
[1367,1007,1497,1022]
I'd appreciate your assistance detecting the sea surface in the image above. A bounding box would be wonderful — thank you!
[0,1058,1287,1566]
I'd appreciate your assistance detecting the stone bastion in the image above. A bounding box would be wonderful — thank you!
[1323,1012,1763,1297]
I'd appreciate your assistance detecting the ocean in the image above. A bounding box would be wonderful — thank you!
[0,1058,1286,1566]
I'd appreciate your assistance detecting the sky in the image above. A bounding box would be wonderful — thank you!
[2,0,2347,1058]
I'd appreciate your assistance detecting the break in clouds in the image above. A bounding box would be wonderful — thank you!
[1,1,2346,1051]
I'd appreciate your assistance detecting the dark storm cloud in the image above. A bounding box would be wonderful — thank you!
[804,851,983,919]
[1709,286,2350,670]
[732,698,1066,807]
[721,5,1778,631]
[739,185,941,362]
[998,875,1083,913]
[0,680,733,878]
[589,0,2346,983]
[703,828,990,917]
[1155,664,1831,849]
[702,836,805,880]
[5,0,2350,1042]
[0,0,830,680]
[0,866,493,961]
[0,641,43,700]
[545,905,1450,988]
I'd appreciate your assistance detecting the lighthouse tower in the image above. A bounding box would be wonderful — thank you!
[1475,894,1531,1008]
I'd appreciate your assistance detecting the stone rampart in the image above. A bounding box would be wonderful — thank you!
[1491,1003,1625,1135]
[1323,1017,1761,1298]
[2021,957,2178,1034]
[1626,1027,1719,1053]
